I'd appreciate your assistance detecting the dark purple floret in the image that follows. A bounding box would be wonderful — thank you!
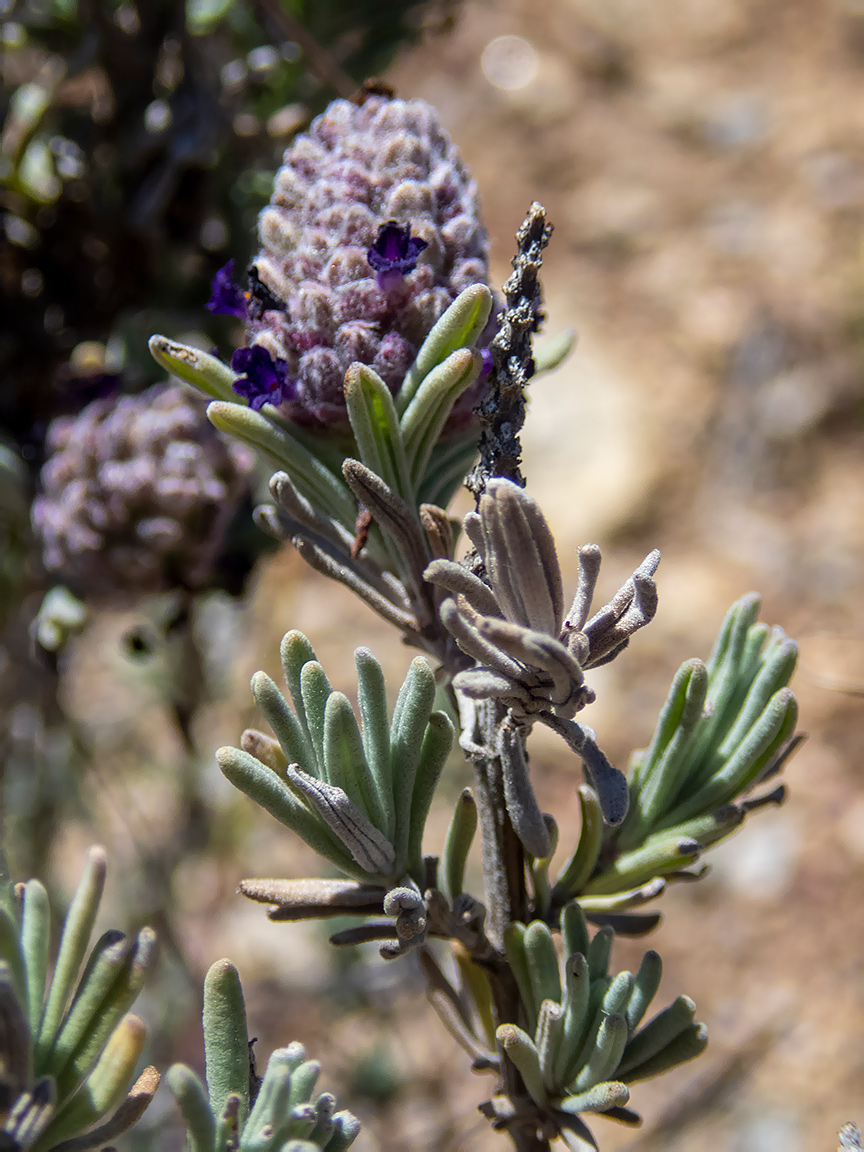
[207,260,248,319]
[367,222,429,292]
[231,345,292,411]
[479,347,494,378]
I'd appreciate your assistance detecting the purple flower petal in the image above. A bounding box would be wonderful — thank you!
[207,260,248,318]
[367,221,429,292]
[231,344,293,410]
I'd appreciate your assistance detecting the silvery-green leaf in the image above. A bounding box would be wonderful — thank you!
[523,921,561,1010]
[344,364,412,504]
[38,1015,146,1149]
[36,846,107,1065]
[442,789,477,902]
[203,961,249,1129]
[620,1021,708,1083]
[400,349,481,492]
[406,711,454,878]
[148,336,239,404]
[43,930,133,1079]
[616,996,696,1076]
[354,648,394,842]
[323,691,385,831]
[207,402,355,528]
[166,1064,215,1152]
[557,1081,629,1116]
[216,747,357,878]
[389,657,436,869]
[397,284,493,415]
[533,328,577,376]
[55,927,155,1101]
[417,434,478,509]
[496,1024,547,1107]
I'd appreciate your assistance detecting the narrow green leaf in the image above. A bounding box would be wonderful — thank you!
[406,711,454,880]
[537,998,565,1090]
[397,284,492,415]
[323,692,384,830]
[631,660,709,833]
[497,1024,547,1107]
[443,789,477,902]
[148,336,238,403]
[584,839,702,897]
[166,1064,216,1152]
[38,1014,146,1148]
[244,1051,296,1151]
[36,846,107,1067]
[586,927,614,980]
[280,631,318,747]
[557,1080,629,1115]
[207,402,355,528]
[287,1061,320,1108]
[216,746,359,878]
[20,880,50,1036]
[203,960,249,1128]
[524,921,562,1010]
[344,364,413,504]
[660,688,797,826]
[251,672,315,772]
[573,1014,628,1092]
[354,648,394,842]
[625,951,662,1033]
[417,434,478,509]
[554,787,604,900]
[299,662,332,781]
[620,1022,707,1083]
[389,657,436,870]
[560,902,590,963]
[503,922,537,1028]
[554,953,590,1089]
[43,930,132,1078]
[401,349,481,492]
[617,996,696,1076]
[55,927,156,1100]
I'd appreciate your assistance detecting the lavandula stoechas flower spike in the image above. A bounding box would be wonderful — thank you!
[429,478,661,829]
[0,846,159,1152]
[246,94,492,432]
[31,384,254,600]
[168,959,360,1152]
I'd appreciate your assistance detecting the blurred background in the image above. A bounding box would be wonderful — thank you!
[2,1,864,1150]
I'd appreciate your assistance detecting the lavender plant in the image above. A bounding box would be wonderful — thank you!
[167,959,359,1152]
[148,89,806,1152]
[0,846,158,1152]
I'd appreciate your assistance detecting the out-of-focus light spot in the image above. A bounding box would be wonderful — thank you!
[247,45,280,74]
[221,59,247,90]
[233,113,260,137]
[144,100,171,134]
[21,268,43,297]
[481,35,539,91]
[200,216,228,251]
